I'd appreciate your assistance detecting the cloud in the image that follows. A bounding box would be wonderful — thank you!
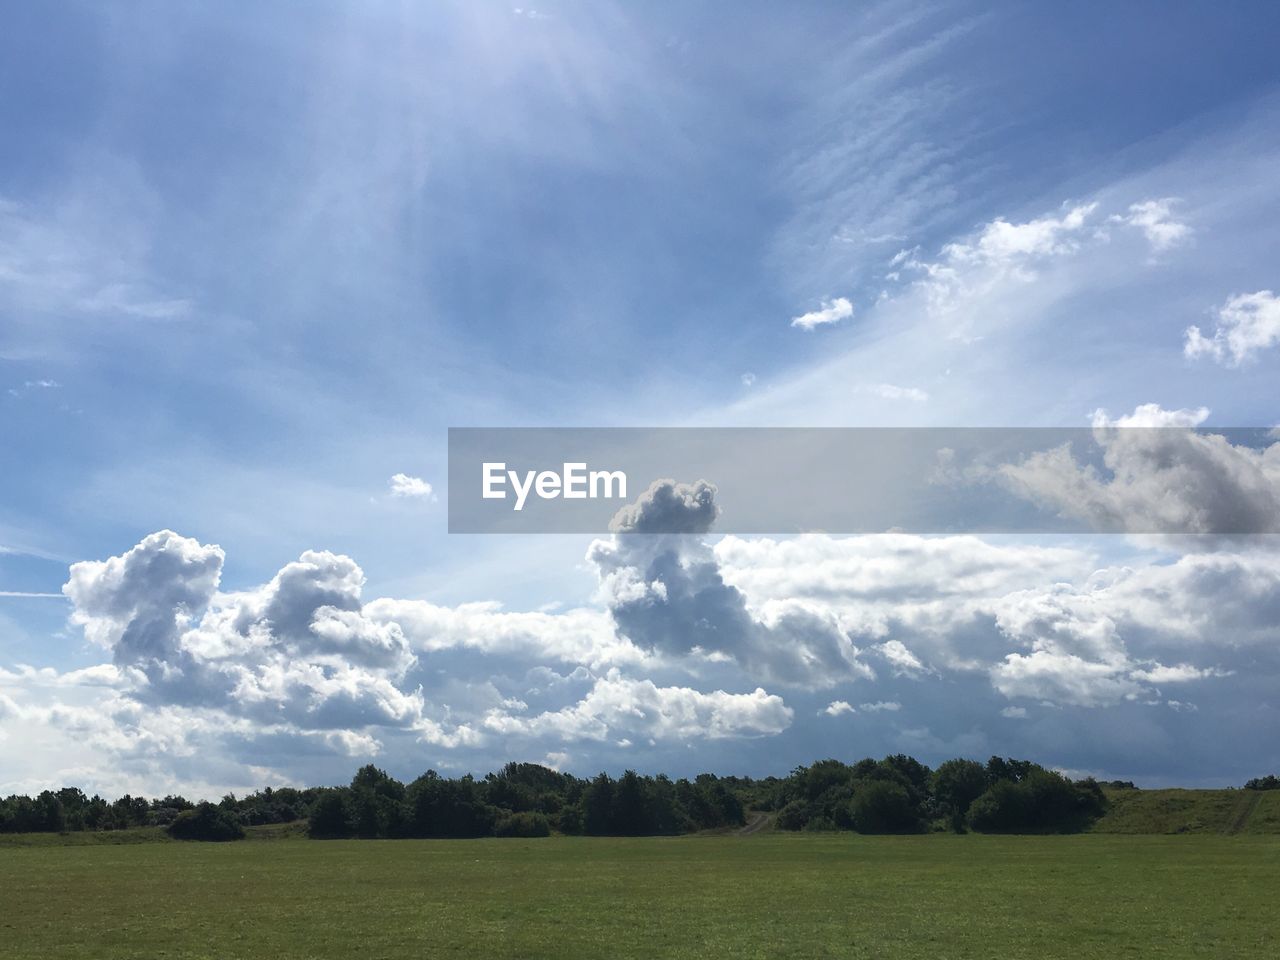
[1112,198,1191,253]
[592,482,873,688]
[791,296,853,330]
[607,478,718,534]
[940,202,1098,264]
[482,669,793,742]
[10,518,1280,793]
[859,382,929,402]
[365,599,638,670]
[859,700,901,712]
[388,473,435,499]
[63,532,424,731]
[1000,706,1027,719]
[1185,290,1280,366]
[0,193,192,323]
[992,649,1143,707]
[997,404,1280,535]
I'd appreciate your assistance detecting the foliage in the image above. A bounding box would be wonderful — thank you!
[0,753,1111,841]
[967,769,1106,834]
[495,812,552,838]
[167,803,246,842]
[1244,775,1280,791]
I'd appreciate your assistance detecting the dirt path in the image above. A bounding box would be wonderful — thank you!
[1226,791,1263,834]
[737,812,773,836]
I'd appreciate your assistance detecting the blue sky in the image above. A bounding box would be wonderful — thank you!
[2,2,1280,797]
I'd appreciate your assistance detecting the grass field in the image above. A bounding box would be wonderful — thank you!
[1,832,1276,959]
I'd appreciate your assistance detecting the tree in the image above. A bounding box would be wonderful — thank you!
[582,773,615,835]
[494,812,551,837]
[612,771,651,836]
[308,789,355,839]
[168,802,245,841]
[932,759,989,831]
[967,767,1106,833]
[849,780,921,834]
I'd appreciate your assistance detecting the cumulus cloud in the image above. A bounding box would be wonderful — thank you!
[62,532,429,736]
[22,528,815,791]
[608,478,718,534]
[364,599,638,670]
[823,700,855,717]
[1185,290,1280,366]
[482,670,793,742]
[593,481,873,688]
[791,296,853,330]
[389,473,435,499]
[713,529,1267,710]
[997,404,1280,535]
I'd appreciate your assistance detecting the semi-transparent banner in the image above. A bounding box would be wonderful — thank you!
[447,427,1280,535]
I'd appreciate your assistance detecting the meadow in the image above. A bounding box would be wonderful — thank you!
[1,831,1276,959]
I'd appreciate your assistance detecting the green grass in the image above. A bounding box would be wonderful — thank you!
[0,820,309,847]
[1092,788,1272,834]
[1,834,1276,959]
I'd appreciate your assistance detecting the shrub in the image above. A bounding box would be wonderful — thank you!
[167,802,245,842]
[849,780,922,834]
[494,812,551,837]
[308,789,355,839]
[1245,775,1280,791]
[968,768,1106,834]
[775,800,811,831]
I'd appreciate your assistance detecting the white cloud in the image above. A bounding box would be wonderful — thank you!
[859,700,901,712]
[1185,290,1280,366]
[1112,198,1191,253]
[389,473,435,499]
[874,639,927,675]
[992,649,1142,707]
[482,670,793,742]
[941,202,1097,264]
[823,700,855,717]
[859,382,929,402]
[997,404,1280,535]
[1000,706,1027,719]
[791,296,853,330]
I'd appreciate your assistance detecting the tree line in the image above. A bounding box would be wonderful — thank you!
[4,759,1276,841]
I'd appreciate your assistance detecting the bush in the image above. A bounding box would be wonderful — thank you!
[967,768,1106,834]
[775,800,811,831]
[1244,775,1279,791]
[167,802,245,841]
[849,780,922,834]
[495,812,551,837]
[308,790,355,839]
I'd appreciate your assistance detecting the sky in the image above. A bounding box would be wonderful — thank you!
[2,1,1280,798]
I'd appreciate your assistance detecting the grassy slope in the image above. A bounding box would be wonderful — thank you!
[1092,788,1280,834]
[1,834,1276,959]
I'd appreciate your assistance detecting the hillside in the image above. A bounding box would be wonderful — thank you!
[1092,788,1280,834]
